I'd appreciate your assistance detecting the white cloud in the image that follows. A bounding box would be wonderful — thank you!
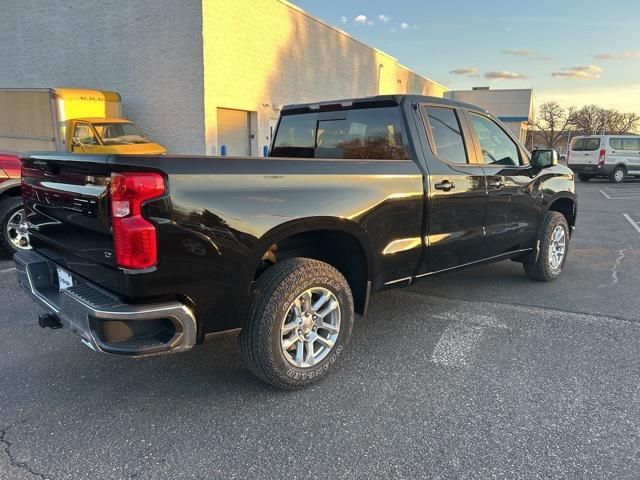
[354,15,368,24]
[552,65,603,80]
[401,22,410,30]
[450,67,479,76]
[484,71,528,80]
[378,14,390,23]
[595,51,640,59]
[502,48,550,61]
[340,16,347,24]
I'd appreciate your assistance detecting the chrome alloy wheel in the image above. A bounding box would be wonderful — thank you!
[6,208,30,250]
[280,287,341,368]
[548,225,566,270]
[614,169,625,183]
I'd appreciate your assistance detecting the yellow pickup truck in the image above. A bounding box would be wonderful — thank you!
[0,88,165,155]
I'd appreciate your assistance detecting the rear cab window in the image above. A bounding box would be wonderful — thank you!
[571,137,601,151]
[271,107,411,160]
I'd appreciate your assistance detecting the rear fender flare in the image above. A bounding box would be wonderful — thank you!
[236,217,376,309]
[0,180,20,196]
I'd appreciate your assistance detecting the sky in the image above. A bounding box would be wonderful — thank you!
[293,0,640,113]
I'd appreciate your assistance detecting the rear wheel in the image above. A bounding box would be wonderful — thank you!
[0,197,31,257]
[610,166,626,183]
[577,173,592,182]
[523,212,569,282]
[240,258,354,390]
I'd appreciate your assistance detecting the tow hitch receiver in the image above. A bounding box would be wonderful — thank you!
[39,313,63,329]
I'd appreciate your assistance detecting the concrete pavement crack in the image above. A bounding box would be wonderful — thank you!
[1,421,49,480]
[611,248,627,285]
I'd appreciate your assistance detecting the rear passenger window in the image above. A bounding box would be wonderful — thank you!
[610,138,623,150]
[422,107,468,164]
[271,107,410,160]
[622,138,640,151]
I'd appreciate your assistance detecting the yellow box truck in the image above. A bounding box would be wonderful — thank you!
[0,88,166,155]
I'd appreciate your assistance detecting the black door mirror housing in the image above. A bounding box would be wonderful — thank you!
[531,149,559,169]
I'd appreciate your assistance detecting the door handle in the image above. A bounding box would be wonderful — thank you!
[434,180,455,191]
[488,180,504,189]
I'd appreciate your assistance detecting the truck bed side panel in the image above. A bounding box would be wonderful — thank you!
[113,155,425,333]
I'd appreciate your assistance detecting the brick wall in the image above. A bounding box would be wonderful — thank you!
[0,0,206,154]
[1,0,445,156]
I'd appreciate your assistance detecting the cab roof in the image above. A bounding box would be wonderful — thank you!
[281,94,488,115]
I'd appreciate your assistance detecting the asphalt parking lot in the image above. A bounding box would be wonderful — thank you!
[1,180,639,479]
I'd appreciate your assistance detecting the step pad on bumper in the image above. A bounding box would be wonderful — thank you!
[14,249,197,357]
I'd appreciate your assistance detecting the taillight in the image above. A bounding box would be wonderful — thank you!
[0,154,21,178]
[110,172,165,270]
[598,149,606,168]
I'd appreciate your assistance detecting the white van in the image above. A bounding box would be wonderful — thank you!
[568,135,640,183]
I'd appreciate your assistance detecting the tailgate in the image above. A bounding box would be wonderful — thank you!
[21,153,118,289]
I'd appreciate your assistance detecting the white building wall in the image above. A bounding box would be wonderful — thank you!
[0,0,446,156]
[201,0,446,156]
[444,89,535,143]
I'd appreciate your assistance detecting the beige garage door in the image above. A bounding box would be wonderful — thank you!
[217,108,251,156]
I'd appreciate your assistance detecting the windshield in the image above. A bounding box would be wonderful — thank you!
[93,123,150,145]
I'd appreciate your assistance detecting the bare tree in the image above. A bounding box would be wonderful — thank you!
[572,106,640,135]
[609,112,640,134]
[572,105,604,135]
[532,102,576,149]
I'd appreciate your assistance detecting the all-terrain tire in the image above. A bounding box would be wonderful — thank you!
[0,196,29,257]
[523,211,570,282]
[240,258,354,390]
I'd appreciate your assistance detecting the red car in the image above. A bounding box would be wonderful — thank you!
[0,151,29,255]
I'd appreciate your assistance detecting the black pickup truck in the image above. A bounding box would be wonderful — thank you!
[15,95,576,389]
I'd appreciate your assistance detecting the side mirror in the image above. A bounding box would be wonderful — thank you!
[531,149,558,169]
[72,137,82,147]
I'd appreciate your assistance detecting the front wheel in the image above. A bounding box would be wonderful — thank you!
[240,258,354,389]
[523,212,570,282]
[0,197,31,257]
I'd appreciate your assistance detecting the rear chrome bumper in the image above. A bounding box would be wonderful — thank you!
[14,250,197,357]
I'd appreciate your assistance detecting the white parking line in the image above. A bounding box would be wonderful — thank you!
[600,189,640,200]
[0,267,16,274]
[623,213,640,235]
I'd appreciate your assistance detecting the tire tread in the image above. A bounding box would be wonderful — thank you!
[240,258,353,389]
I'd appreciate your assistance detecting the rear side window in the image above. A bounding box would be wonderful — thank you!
[622,138,640,151]
[571,137,600,151]
[271,107,410,160]
[422,106,468,164]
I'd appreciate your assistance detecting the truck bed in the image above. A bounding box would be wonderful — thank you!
[20,152,425,337]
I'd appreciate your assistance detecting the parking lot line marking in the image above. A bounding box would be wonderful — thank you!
[600,190,611,199]
[0,267,16,273]
[623,213,640,235]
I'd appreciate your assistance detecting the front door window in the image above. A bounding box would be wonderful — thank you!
[469,113,521,166]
